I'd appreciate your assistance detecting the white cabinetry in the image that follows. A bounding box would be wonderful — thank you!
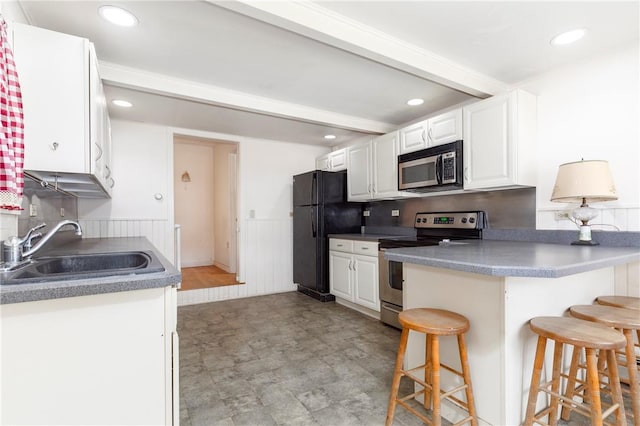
[399,109,463,154]
[462,90,536,190]
[316,148,347,171]
[1,286,178,425]
[329,238,379,311]
[12,23,112,196]
[347,132,414,201]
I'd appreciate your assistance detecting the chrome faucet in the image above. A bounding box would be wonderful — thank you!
[1,220,83,265]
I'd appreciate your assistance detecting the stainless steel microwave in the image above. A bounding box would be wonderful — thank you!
[398,140,463,192]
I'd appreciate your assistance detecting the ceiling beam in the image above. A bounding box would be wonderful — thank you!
[99,61,395,135]
[212,0,509,98]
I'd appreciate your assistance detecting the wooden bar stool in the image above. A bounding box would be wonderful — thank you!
[596,296,640,311]
[566,305,640,426]
[385,308,477,426]
[524,316,627,426]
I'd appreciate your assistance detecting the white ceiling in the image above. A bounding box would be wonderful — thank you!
[15,1,639,146]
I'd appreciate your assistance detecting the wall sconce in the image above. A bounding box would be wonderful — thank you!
[550,159,617,245]
[181,172,191,183]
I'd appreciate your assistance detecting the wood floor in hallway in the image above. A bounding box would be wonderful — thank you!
[180,265,242,291]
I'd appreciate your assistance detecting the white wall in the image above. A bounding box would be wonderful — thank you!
[174,141,215,268]
[517,42,640,231]
[79,120,329,305]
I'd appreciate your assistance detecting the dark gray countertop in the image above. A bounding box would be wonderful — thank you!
[0,237,181,304]
[384,240,640,278]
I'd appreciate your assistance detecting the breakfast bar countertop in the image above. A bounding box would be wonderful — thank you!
[384,239,640,278]
[0,237,181,305]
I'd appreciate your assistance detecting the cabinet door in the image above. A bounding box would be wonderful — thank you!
[463,94,514,189]
[372,131,400,198]
[399,121,428,154]
[428,109,462,146]
[329,251,353,300]
[13,23,90,173]
[353,254,379,311]
[316,155,330,171]
[347,142,372,201]
[328,149,347,171]
[89,44,107,190]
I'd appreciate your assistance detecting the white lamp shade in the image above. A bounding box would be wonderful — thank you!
[550,160,617,203]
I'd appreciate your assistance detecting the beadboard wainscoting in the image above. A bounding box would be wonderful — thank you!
[178,218,296,306]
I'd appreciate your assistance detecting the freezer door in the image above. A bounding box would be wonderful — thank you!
[292,171,318,206]
[293,205,320,290]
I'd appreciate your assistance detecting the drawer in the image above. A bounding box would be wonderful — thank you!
[354,241,378,256]
[330,239,354,253]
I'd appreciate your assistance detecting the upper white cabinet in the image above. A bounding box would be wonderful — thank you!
[462,90,536,190]
[316,148,347,172]
[347,132,414,201]
[12,23,112,196]
[399,109,463,154]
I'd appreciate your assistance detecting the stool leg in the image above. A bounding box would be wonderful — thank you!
[386,327,409,426]
[457,333,478,426]
[431,335,441,426]
[424,334,432,410]
[605,348,627,426]
[585,348,603,426]
[561,345,583,421]
[524,336,548,426]
[624,328,640,426]
[549,340,564,426]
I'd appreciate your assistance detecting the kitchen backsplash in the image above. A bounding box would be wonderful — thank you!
[17,189,78,236]
[363,187,536,229]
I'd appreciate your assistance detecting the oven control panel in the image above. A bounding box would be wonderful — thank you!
[414,211,484,229]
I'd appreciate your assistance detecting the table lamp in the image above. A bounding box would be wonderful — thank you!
[550,160,617,245]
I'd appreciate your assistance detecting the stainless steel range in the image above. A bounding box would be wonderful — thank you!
[378,211,486,329]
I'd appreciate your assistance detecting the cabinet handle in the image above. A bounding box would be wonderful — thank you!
[428,128,434,143]
[464,166,469,182]
[94,142,103,161]
[348,260,352,270]
[104,164,111,179]
[337,244,343,247]
[421,129,426,142]
[50,142,59,151]
[109,177,115,188]
[361,247,368,250]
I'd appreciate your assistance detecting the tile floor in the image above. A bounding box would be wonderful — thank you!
[178,291,634,426]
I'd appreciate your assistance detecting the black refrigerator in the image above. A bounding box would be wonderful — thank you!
[293,170,362,302]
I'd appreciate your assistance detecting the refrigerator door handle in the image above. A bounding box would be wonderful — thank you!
[311,207,316,238]
[311,172,317,205]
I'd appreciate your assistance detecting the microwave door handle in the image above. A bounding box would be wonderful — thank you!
[435,155,442,184]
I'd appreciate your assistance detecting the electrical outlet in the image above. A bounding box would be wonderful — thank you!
[60,207,65,217]
[391,209,400,217]
[554,211,571,220]
[363,210,370,217]
[29,204,37,217]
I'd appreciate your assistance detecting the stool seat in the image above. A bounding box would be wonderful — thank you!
[529,316,626,350]
[399,308,470,335]
[597,295,640,311]
[570,304,640,329]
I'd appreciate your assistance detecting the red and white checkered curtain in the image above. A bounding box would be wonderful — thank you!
[0,15,24,211]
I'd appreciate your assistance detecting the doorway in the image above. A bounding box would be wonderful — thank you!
[173,135,240,290]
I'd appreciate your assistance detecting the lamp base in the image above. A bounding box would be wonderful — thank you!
[571,240,599,246]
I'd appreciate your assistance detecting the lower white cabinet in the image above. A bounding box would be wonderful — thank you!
[329,238,380,311]
[1,286,178,425]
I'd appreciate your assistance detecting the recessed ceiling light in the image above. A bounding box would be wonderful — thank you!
[112,99,133,108]
[324,134,336,140]
[98,5,139,27]
[550,29,586,46]
[407,98,424,106]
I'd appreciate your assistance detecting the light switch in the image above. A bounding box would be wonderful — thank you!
[391,209,400,217]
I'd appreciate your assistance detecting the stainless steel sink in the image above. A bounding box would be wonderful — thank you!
[2,251,165,284]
